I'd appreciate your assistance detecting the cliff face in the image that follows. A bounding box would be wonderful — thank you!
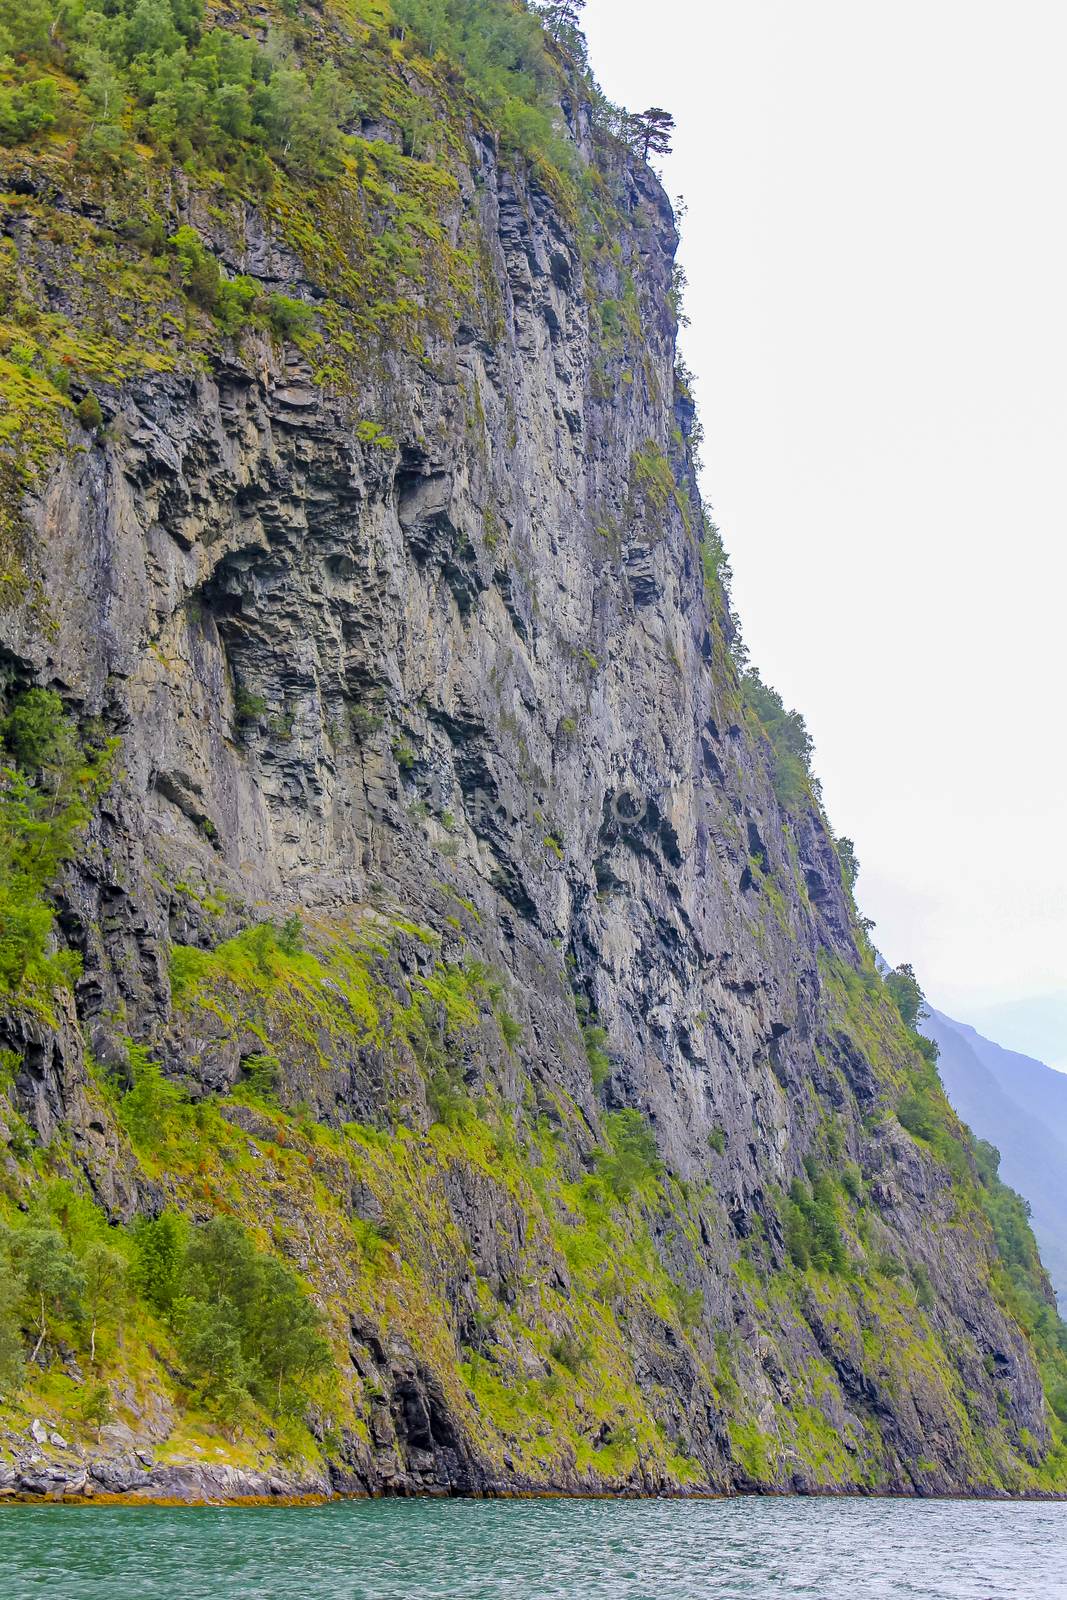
[0,0,1064,1501]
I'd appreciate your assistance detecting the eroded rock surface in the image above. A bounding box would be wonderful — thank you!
[0,7,1062,1502]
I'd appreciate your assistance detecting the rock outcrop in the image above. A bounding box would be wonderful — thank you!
[0,0,1064,1500]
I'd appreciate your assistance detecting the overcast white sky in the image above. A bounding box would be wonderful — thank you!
[583,0,1067,1068]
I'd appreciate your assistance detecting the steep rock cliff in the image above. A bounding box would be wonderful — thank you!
[0,0,1064,1500]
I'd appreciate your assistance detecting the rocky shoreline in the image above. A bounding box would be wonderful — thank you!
[3,1429,1065,1508]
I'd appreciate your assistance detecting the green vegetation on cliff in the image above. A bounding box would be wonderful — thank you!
[0,900,1062,1492]
[393,0,572,163]
[0,0,355,177]
[0,1188,329,1439]
[0,912,711,1485]
[740,669,819,810]
[0,690,116,1014]
[881,961,1067,1449]
[0,0,1064,1503]
[0,0,638,530]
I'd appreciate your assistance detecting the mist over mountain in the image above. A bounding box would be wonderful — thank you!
[965,994,1067,1079]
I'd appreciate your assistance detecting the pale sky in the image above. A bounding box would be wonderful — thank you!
[583,0,1067,1068]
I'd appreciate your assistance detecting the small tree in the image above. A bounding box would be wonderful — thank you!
[169,225,222,311]
[544,0,585,25]
[886,963,926,1031]
[248,1256,332,1414]
[836,836,860,894]
[76,1380,113,1437]
[118,1047,187,1153]
[214,275,259,336]
[83,1242,127,1364]
[132,1211,184,1313]
[7,1227,84,1363]
[277,912,304,956]
[627,106,676,161]
[1,688,71,771]
[182,1215,261,1313]
[0,686,115,1002]
[540,0,586,41]
[596,1109,663,1200]
[0,1256,25,1396]
[172,1295,251,1434]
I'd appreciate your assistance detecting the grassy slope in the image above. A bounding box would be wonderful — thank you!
[2,904,1065,1491]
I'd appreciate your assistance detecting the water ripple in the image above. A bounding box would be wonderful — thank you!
[0,1495,1063,1600]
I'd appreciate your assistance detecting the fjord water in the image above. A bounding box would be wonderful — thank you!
[0,1497,1063,1599]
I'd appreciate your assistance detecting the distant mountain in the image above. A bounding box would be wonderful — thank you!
[967,993,1067,1077]
[923,1010,1067,1310]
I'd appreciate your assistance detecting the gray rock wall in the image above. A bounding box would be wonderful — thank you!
[0,81,1059,1498]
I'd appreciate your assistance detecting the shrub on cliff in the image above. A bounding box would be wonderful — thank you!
[741,670,817,811]
[0,1256,25,1396]
[0,690,117,1009]
[783,1173,847,1274]
[167,228,320,346]
[596,1109,663,1200]
[886,962,926,1031]
[117,1044,190,1152]
[75,393,103,431]
[0,79,60,145]
[264,293,317,343]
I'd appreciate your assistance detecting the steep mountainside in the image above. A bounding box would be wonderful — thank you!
[924,1010,1067,1312]
[0,0,1065,1501]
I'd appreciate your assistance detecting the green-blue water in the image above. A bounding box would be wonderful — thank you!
[0,1496,1063,1599]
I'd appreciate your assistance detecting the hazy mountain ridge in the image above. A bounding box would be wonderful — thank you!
[924,1011,1067,1311]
